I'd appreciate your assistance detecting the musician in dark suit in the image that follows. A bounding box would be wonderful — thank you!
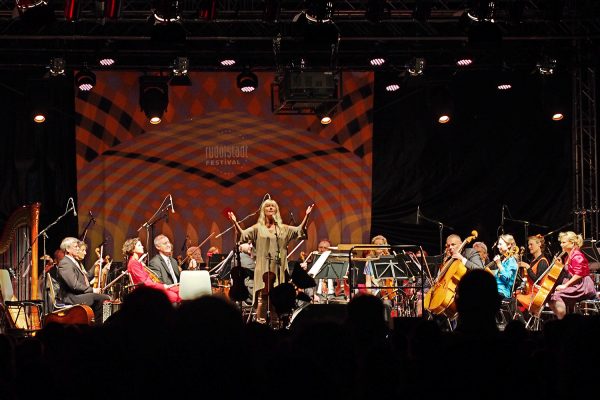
[445,234,485,271]
[56,237,110,324]
[148,234,180,285]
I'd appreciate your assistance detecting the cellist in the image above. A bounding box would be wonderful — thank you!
[516,234,549,311]
[549,231,597,319]
[444,234,485,272]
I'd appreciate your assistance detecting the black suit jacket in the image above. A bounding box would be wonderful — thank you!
[462,247,485,270]
[57,256,94,303]
[148,254,180,284]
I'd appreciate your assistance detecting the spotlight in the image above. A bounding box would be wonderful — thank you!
[139,76,169,124]
[33,113,46,123]
[152,0,180,23]
[456,57,474,67]
[536,57,557,76]
[48,58,66,77]
[385,83,400,92]
[220,59,236,67]
[466,0,496,22]
[28,79,49,124]
[497,83,512,90]
[407,57,425,76]
[552,113,564,121]
[170,57,191,86]
[316,103,335,125]
[438,114,451,124]
[99,57,116,67]
[237,70,258,93]
[16,0,55,25]
[305,0,334,23]
[75,68,96,91]
[369,42,387,67]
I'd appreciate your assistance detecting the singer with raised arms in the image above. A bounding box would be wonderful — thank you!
[228,199,314,324]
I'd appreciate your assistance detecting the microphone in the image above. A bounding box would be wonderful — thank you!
[416,206,420,225]
[70,198,77,217]
[169,194,175,213]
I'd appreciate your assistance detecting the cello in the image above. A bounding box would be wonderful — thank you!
[528,251,565,317]
[424,230,478,319]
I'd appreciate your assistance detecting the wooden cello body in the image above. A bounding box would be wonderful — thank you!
[424,231,477,319]
[44,304,95,326]
[528,252,565,317]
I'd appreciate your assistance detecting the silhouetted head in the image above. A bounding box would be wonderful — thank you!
[456,269,501,319]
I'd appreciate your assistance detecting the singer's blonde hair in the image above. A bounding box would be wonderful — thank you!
[258,199,283,226]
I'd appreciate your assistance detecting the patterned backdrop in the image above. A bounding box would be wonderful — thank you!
[75,71,374,263]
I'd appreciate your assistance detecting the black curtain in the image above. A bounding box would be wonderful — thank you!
[371,69,572,257]
[0,70,78,255]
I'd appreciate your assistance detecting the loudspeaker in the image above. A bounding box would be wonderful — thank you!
[288,303,347,332]
[581,239,600,271]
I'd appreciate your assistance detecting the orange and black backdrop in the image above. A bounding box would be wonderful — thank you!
[75,72,374,260]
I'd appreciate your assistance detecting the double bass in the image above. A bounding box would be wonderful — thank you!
[528,251,565,317]
[424,230,478,319]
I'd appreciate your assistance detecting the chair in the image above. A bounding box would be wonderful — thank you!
[0,270,43,335]
[179,270,212,300]
[574,299,600,316]
[44,272,70,313]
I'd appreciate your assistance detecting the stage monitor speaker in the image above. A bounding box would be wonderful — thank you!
[581,239,600,271]
[288,303,347,332]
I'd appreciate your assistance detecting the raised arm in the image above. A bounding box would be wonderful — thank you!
[298,204,314,230]
[228,211,243,233]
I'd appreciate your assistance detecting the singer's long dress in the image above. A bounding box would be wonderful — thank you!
[127,258,181,303]
[239,223,306,305]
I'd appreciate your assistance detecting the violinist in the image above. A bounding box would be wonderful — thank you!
[148,234,180,285]
[123,238,181,304]
[56,237,110,324]
[549,231,597,319]
[364,235,395,325]
[228,199,313,324]
[492,234,519,299]
[185,246,205,270]
[516,235,549,310]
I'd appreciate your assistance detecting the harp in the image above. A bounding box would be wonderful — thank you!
[0,203,42,331]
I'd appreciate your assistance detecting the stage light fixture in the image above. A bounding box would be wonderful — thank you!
[305,0,334,23]
[456,57,473,67]
[315,104,333,125]
[48,57,66,77]
[220,59,236,67]
[76,67,96,91]
[237,70,258,93]
[386,83,400,92]
[139,76,169,124]
[552,113,564,121]
[170,57,191,86]
[536,57,557,76]
[99,56,116,67]
[28,79,49,124]
[152,0,181,23]
[407,57,425,76]
[466,0,496,22]
[16,0,55,24]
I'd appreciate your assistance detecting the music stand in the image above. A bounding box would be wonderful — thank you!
[313,259,349,281]
[370,255,412,281]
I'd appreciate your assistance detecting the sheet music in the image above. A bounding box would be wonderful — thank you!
[307,250,331,277]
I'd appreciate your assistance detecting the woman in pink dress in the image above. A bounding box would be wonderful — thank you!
[549,231,596,319]
[123,237,181,303]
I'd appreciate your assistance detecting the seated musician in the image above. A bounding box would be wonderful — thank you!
[56,237,110,325]
[364,235,394,324]
[148,234,181,285]
[444,234,485,272]
[299,239,330,302]
[516,234,549,312]
[238,242,256,304]
[472,241,490,264]
[123,238,181,304]
[549,231,597,319]
[492,234,519,299]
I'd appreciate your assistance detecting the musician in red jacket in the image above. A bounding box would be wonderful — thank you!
[549,231,596,319]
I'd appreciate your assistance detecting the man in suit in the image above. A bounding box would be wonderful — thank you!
[445,234,485,271]
[148,234,180,285]
[56,237,110,324]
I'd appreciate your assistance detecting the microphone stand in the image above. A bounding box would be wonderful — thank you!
[138,197,172,259]
[543,221,573,256]
[504,217,548,252]
[417,211,454,255]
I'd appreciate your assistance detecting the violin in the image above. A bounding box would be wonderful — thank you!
[484,245,522,275]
